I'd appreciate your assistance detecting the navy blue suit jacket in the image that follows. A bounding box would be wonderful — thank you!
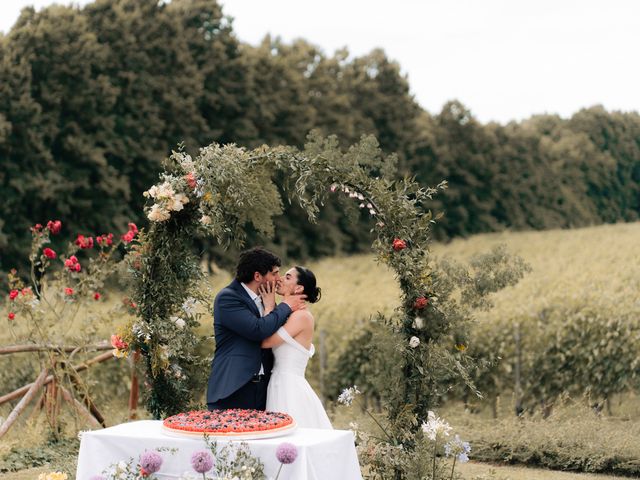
[206,279,291,404]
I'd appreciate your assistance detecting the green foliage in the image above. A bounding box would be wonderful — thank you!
[130,130,531,480]
[462,298,640,415]
[2,0,640,286]
[457,404,640,477]
[0,438,79,474]
[329,245,530,416]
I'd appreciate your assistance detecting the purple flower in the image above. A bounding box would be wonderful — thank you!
[276,442,298,464]
[191,450,214,474]
[139,450,163,474]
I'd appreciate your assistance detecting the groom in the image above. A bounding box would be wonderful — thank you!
[206,247,306,410]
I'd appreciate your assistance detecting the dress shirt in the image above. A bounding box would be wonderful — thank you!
[241,282,265,375]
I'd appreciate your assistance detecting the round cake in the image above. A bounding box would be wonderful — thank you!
[162,409,296,439]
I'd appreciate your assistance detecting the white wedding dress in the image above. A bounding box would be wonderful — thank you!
[266,327,333,429]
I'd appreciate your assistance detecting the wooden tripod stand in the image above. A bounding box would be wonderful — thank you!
[0,344,140,438]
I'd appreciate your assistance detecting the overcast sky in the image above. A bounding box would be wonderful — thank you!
[1,0,639,124]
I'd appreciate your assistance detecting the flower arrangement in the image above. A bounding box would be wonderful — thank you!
[2,219,138,436]
[98,440,268,480]
[340,385,471,479]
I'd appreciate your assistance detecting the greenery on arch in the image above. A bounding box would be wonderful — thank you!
[121,131,529,466]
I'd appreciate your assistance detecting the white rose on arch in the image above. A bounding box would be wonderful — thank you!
[170,316,186,329]
[409,336,420,348]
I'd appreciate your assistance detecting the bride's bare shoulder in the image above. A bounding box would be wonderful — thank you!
[290,309,314,324]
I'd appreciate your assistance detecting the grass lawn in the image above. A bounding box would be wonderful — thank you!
[4,461,631,480]
[459,461,630,479]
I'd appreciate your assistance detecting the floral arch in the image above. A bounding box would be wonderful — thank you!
[123,131,455,427]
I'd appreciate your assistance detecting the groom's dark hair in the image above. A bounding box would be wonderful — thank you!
[236,247,281,283]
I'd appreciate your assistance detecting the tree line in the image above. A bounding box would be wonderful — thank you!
[1,0,639,277]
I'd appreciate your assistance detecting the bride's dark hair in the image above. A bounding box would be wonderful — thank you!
[294,266,322,304]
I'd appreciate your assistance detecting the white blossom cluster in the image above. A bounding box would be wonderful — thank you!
[421,410,452,441]
[330,184,377,216]
[182,297,198,316]
[144,181,190,222]
[337,385,361,406]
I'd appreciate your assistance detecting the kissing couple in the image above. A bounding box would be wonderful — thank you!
[206,247,332,429]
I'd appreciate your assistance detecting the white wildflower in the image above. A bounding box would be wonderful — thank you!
[444,434,471,463]
[409,336,420,348]
[337,385,361,406]
[413,317,424,329]
[200,214,212,225]
[421,411,452,441]
[182,297,197,316]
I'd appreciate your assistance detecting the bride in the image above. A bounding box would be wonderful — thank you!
[259,266,333,429]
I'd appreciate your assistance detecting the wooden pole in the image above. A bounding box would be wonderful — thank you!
[128,350,140,420]
[65,363,107,427]
[0,368,48,438]
[59,385,101,428]
[514,322,523,417]
[0,351,114,406]
[0,343,111,355]
[45,360,60,434]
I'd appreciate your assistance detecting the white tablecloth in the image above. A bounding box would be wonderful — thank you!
[76,420,362,479]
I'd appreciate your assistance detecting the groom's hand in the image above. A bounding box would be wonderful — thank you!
[282,292,307,312]
[258,281,277,315]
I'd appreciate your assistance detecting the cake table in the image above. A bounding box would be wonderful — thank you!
[76,420,362,479]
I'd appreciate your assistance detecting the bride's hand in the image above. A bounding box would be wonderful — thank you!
[259,281,276,315]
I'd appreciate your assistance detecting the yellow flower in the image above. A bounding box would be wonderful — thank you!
[112,348,129,359]
[455,343,468,352]
[202,191,213,203]
[38,473,68,480]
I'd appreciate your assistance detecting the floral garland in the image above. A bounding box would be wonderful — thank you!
[123,132,459,427]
